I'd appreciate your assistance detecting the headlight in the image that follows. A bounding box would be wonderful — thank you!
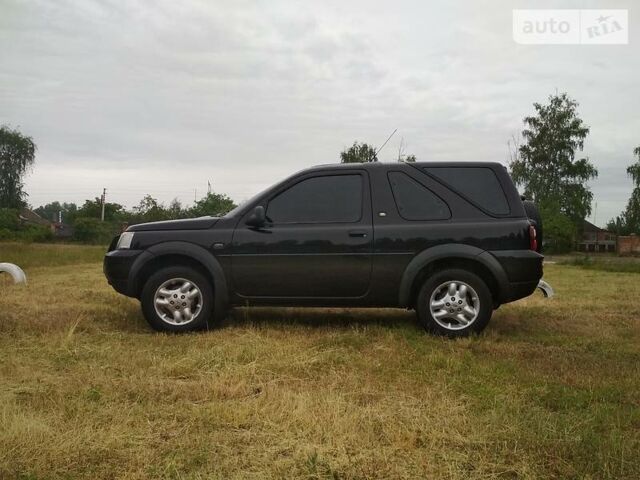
[116,232,135,249]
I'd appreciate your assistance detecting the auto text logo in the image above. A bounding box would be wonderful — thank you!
[513,9,628,45]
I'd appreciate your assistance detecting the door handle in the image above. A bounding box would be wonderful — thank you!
[348,230,368,238]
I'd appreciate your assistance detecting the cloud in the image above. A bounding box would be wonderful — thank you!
[1,0,638,224]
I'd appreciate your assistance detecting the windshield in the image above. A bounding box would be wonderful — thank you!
[223,185,271,218]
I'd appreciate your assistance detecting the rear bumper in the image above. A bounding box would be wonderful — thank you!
[489,250,544,303]
[103,249,144,297]
[505,279,540,302]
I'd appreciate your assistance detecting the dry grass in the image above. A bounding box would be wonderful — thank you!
[0,243,639,479]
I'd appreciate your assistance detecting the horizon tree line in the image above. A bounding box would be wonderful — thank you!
[3,92,640,248]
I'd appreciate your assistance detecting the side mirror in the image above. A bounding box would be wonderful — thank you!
[245,205,266,227]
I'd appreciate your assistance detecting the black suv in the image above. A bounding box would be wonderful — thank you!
[104,162,543,337]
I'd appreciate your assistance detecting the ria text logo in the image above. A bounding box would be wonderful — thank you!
[513,10,628,45]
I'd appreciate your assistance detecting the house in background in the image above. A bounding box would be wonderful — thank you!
[19,207,51,228]
[577,220,617,253]
[51,221,74,238]
[19,208,74,238]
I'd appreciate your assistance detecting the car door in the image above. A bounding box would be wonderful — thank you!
[231,170,373,299]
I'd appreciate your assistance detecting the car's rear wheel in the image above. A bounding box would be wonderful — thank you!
[141,266,213,332]
[416,268,492,337]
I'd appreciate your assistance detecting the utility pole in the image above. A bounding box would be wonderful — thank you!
[100,188,106,222]
[594,201,598,253]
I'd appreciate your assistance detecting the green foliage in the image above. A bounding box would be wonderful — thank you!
[397,139,417,163]
[0,208,20,230]
[608,146,640,235]
[167,198,183,218]
[540,205,575,253]
[131,194,171,223]
[0,225,52,243]
[72,218,119,244]
[510,93,598,225]
[558,255,640,274]
[188,192,236,217]
[0,228,14,240]
[16,225,53,242]
[18,190,235,245]
[0,208,52,242]
[0,125,36,208]
[340,142,378,163]
[77,198,125,222]
[34,201,78,224]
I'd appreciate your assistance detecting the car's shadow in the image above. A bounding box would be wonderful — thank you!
[225,306,420,331]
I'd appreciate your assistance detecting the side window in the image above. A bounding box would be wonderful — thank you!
[388,172,450,221]
[425,167,509,215]
[267,174,362,224]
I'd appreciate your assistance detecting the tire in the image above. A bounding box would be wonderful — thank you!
[416,268,493,337]
[140,266,214,332]
[523,200,543,253]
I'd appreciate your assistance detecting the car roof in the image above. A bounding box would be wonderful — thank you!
[306,161,506,172]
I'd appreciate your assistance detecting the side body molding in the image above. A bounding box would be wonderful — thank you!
[398,244,510,307]
[127,241,229,320]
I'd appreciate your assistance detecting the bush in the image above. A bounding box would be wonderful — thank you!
[540,206,575,253]
[73,217,119,244]
[15,225,53,243]
[0,208,19,230]
[0,209,53,242]
[0,227,14,240]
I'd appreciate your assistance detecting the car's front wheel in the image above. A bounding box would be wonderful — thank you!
[141,266,213,332]
[416,268,492,337]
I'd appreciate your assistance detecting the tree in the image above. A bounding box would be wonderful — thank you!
[340,142,378,163]
[607,146,640,235]
[73,217,118,244]
[510,93,598,225]
[189,192,236,217]
[0,125,36,208]
[539,203,575,252]
[167,198,184,219]
[132,195,169,222]
[34,201,78,224]
[77,197,124,222]
[397,138,417,162]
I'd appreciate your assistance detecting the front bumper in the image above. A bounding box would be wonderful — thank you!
[103,249,144,297]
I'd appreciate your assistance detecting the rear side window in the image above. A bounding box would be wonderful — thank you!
[388,172,450,221]
[425,167,509,215]
[267,174,362,223]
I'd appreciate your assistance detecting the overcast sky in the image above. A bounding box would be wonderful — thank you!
[1,0,638,226]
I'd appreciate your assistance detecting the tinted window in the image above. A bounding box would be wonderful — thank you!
[267,174,362,223]
[388,172,450,221]
[425,167,509,215]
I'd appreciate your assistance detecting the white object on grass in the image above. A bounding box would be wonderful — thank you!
[537,279,554,298]
[0,263,27,284]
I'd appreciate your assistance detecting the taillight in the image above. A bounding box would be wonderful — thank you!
[529,224,537,251]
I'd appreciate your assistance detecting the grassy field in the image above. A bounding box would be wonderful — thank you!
[0,243,639,479]
[552,253,640,274]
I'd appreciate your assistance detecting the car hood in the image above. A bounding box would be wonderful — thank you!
[127,217,220,232]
